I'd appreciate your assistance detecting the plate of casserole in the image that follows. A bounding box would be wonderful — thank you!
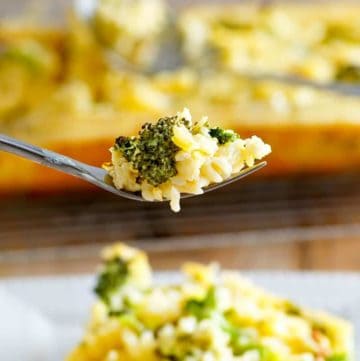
[2,243,358,361]
[66,243,355,361]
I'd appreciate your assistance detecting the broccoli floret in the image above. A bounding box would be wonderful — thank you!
[115,136,138,161]
[2,47,40,72]
[94,257,128,306]
[209,127,238,145]
[185,286,217,319]
[283,301,302,316]
[115,116,189,186]
[326,354,349,361]
[234,344,279,361]
[2,41,53,74]
[222,320,255,352]
[222,323,280,361]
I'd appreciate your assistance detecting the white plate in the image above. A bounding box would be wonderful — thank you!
[1,272,359,361]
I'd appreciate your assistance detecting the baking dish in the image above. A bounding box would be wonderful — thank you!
[0,0,360,194]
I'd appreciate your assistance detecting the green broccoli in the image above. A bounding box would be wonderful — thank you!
[94,256,128,307]
[115,136,138,161]
[2,41,52,74]
[185,286,217,319]
[234,344,279,361]
[283,301,302,316]
[326,354,349,361]
[115,116,189,186]
[222,321,255,352]
[209,127,238,145]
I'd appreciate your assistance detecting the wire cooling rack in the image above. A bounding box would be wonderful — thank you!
[0,173,359,271]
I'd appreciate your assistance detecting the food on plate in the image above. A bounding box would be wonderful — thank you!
[67,243,354,361]
[103,108,271,211]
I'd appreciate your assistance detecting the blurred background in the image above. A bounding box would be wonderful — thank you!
[0,0,360,277]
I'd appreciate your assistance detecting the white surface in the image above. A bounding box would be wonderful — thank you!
[0,288,55,361]
[0,272,359,361]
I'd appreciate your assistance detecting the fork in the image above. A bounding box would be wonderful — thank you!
[0,134,267,201]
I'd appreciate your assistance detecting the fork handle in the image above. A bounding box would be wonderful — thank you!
[0,134,86,178]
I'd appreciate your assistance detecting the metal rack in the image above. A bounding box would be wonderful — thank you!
[0,173,359,275]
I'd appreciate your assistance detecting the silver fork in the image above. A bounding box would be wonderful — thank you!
[0,134,267,201]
